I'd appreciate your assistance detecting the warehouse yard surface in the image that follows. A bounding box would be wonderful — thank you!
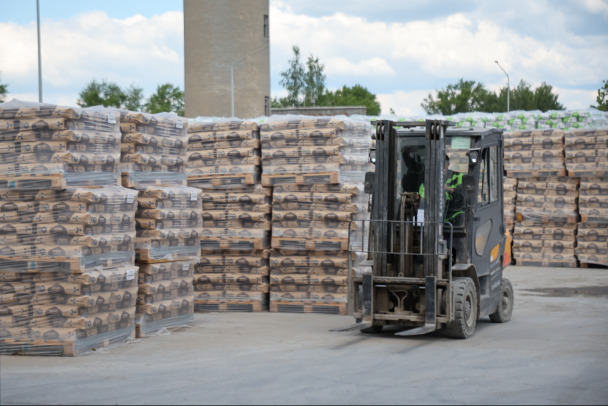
[1,265,607,405]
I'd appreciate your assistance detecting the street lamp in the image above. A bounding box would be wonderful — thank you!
[494,60,509,113]
[36,0,43,102]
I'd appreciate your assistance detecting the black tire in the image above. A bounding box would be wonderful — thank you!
[489,278,514,323]
[445,277,477,339]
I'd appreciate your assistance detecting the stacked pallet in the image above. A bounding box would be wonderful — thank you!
[576,178,608,266]
[512,177,579,267]
[503,177,517,263]
[564,128,608,178]
[133,185,200,337]
[259,116,372,315]
[119,111,189,188]
[118,110,199,337]
[504,129,566,178]
[186,120,261,189]
[0,99,121,190]
[0,186,139,356]
[186,120,270,312]
[564,128,608,266]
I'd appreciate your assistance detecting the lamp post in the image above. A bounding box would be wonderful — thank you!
[494,60,509,113]
[36,0,43,102]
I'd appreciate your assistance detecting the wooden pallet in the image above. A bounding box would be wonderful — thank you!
[194,299,266,313]
[0,253,133,273]
[121,172,186,188]
[0,327,134,356]
[200,236,268,252]
[135,313,194,338]
[136,249,200,263]
[580,214,608,223]
[269,301,347,315]
[579,262,608,269]
[506,169,567,178]
[261,171,338,186]
[515,259,579,268]
[187,172,258,188]
[271,237,348,252]
[0,173,66,190]
[0,255,85,273]
[567,170,608,178]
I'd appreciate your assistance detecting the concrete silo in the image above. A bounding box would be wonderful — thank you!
[184,0,270,119]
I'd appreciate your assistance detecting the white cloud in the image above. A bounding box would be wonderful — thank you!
[555,86,599,110]
[580,0,608,16]
[376,90,431,117]
[0,11,183,106]
[326,57,396,77]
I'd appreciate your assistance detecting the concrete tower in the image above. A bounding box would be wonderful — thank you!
[184,0,270,119]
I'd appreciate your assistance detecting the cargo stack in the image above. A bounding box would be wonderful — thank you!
[503,176,517,261]
[512,177,579,267]
[132,185,201,337]
[119,111,188,188]
[186,120,271,312]
[259,116,372,315]
[504,128,575,267]
[0,99,121,189]
[504,129,566,178]
[118,111,199,338]
[564,128,608,266]
[503,129,534,177]
[576,178,608,266]
[564,128,608,178]
[0,100,138,356]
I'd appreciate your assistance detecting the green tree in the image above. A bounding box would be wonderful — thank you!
[77,79,126,108]
[422,78,563,114]
[592,80,608,111]
[533,81,563,111]
[321,84,381,116]
[421,79,493,115]
[124,84,145,112]
[279,45,306,107]
[275,45,381,114]
[144,83,185,116]
[0,74,8,103]
[304,55,326,107]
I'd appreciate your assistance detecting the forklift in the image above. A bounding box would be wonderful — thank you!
[347,119,513,338]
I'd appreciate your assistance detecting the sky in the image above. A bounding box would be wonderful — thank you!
[1,0,607,118]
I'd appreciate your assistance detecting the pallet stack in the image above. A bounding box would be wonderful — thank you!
[504,129,567,178]
[0,100,138,356]
[186,120,271,312]
[503,177,517,237]
[564,128,608,266]
[133,185,201,337]
[512,177,579,267]
[576,178,608,266]
[259,116,372,315]
[119,111,189,189]
[0,99,121,189]
[118,111,199,337]
[503,128,578,267]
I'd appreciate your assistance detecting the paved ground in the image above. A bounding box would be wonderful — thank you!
[1,265,607,405]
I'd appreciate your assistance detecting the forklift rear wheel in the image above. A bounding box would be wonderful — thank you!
[489,278,514,323]
[445,277,477,339]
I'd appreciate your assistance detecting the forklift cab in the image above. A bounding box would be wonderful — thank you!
[366,123,506,267]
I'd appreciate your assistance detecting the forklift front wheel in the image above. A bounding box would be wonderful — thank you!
[445,277,477,339]
[489,278,514,323]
